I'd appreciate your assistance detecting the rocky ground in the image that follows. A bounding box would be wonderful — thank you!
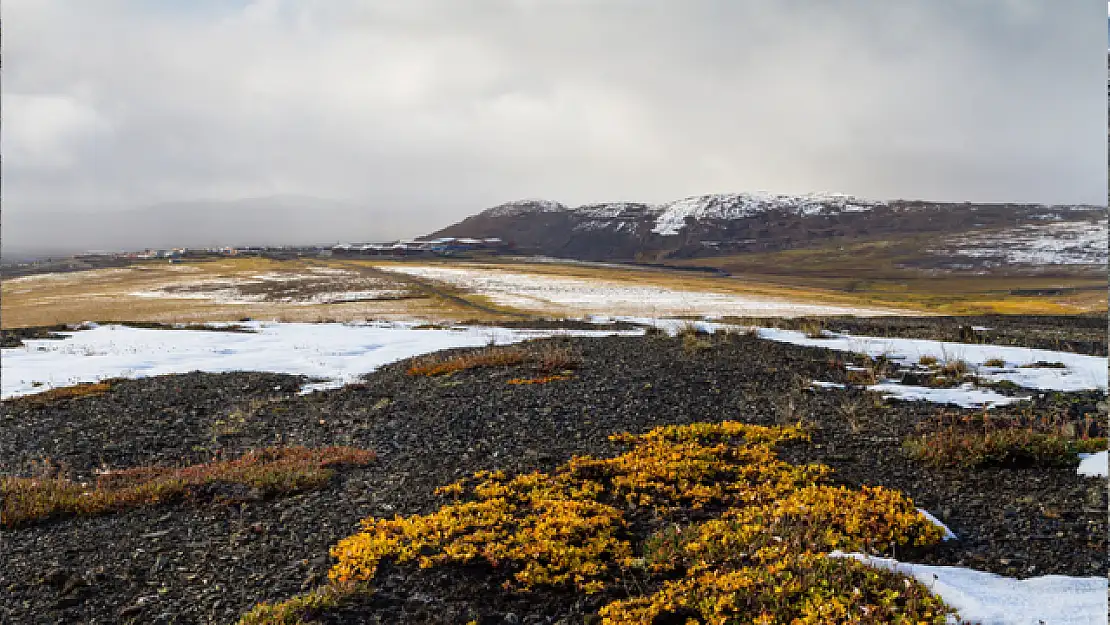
[0,319,1106,624]
[723,313,1108,356]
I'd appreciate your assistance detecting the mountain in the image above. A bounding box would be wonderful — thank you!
[2,196,412,259]
[424,193,1105,265]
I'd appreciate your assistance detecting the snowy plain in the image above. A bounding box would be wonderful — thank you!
[377,265,898,317]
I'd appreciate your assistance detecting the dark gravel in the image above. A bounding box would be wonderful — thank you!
[723,313,1108,357]
[0,325,70,348]
[1,329,1105,624]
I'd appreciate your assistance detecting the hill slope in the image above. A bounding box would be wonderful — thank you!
[425,193,1105,269]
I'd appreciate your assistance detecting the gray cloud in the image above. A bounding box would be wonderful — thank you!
[2,0,1104,253]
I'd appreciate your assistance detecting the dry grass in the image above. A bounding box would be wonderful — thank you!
[939,359,970,377]
[845,368,879,386]
[506,374,572,385]
[665,236,1107,315]
[406,342,578,377]
[10,381,115,407]
[904,410,1105,469]
[368,258,918,316]
[7,254,1101,330]
[0,446,374,527]
[675,323,714,353]
[2,258,501,328]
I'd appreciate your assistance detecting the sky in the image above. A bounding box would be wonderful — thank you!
[2,0,1106,252]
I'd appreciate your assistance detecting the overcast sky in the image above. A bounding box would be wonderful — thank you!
[3,0,1106,230]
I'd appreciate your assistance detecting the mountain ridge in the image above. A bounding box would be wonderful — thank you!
[425,192,1103,263]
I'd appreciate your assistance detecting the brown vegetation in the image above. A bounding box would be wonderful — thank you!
[406,343,578,377]
[1,446,374,528]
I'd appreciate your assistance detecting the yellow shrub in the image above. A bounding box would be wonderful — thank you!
[247,422,951,624]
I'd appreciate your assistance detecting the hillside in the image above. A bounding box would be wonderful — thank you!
[425,193,1106,272]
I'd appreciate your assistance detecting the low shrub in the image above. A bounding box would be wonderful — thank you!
[799,319,826,339]
[904,429,1079,469]
[1,446,374,527]
[1074,437,1108,453]
[939,359,970,378]
[681,331,713,353]
[244,422,951,624]
[238,583,360,625]
[904,411,1105,469]
[845,368,878,386]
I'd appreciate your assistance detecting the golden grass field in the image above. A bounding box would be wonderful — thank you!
[662,238,1108,315]
[0,258,514,329]
[2,254,1104,329]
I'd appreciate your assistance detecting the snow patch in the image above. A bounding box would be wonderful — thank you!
[935,220,1108,266]
[649,192,883,236]
[1,322,641,399]
[917,509,957,540]
[484,199,568,218]
[756,328,1107,392]
[377,266,898,318]
[829,551,1108,625]
[865,382,1027,409]
[1077,451,1108,478]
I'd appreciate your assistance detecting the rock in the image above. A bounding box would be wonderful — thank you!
[41,568,70,588]
[60,575,88,597]
[55,596,82,609]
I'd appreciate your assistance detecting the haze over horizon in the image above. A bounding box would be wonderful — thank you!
[3,1,1105,257]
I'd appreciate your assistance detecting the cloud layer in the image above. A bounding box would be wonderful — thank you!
[2,0,1105,248]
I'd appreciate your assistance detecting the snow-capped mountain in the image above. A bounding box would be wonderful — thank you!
[426,193,1103,266]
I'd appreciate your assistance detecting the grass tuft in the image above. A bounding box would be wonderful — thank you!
[1,446,374,528]
[406,343,578,377]
[507,374,572,385]
[12,381,116,407]
[904,410,1105,469]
